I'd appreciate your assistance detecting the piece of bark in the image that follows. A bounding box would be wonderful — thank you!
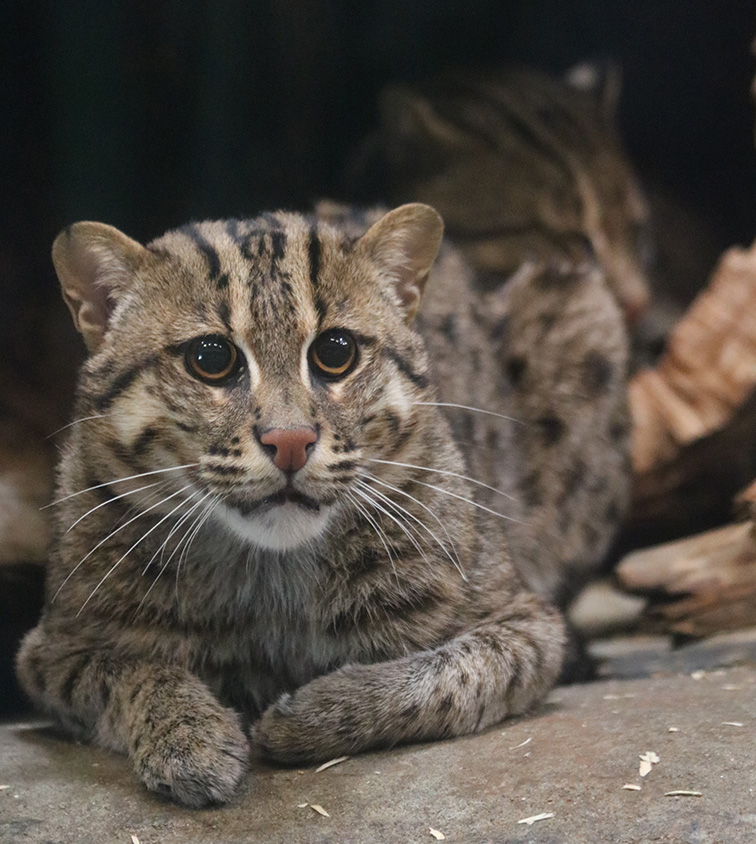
[616,521,756,637]
[626,240,756,542]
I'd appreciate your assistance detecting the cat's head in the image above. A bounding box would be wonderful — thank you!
[376,67,651,322]
[53,204,445,552]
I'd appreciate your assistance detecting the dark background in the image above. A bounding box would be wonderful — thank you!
[4,1,756,325]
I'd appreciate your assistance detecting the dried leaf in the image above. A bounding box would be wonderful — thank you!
[639,750,660,777]
[131,837,140,844]
[297,803,309,808]
[623,784,641,791]
[310,804,330,817]
[722,721,744,727]
[639,759,653,777]
[665,790,702,797]
[429,828,446,840]
[517,812,555,825]
[315,756,349,773]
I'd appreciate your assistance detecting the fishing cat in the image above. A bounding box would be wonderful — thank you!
[363,66,652,323]
[17,203,629,807]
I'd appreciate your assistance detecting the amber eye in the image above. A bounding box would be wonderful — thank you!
[309,329,358,380]
[185,335,240,384]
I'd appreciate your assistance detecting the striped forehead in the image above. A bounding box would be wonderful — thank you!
[158,215,338,353]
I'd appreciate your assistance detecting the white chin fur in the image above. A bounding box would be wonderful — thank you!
[217,501,332,551]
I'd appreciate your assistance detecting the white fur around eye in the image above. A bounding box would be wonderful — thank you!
[300,330,316,388]
[236,339,261,392]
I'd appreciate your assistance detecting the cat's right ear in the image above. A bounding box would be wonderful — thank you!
[357,203,444,322]
[52,222,147,353]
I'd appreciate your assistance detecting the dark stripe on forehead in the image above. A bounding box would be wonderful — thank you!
[218,300,232,333]
[383,347,429,389]
[225,218,242,243]
[185,224,222,278]
[308,224,321,289]
[92,355,158,411]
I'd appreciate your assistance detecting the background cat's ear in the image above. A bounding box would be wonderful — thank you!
[565,61,623,121]
[52,222,147,353]
[357,203,444,322]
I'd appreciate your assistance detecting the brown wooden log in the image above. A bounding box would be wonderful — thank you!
[616,521,756,637]
[626,239,756,542]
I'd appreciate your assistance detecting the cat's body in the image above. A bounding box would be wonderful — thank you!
[18,204,629,807]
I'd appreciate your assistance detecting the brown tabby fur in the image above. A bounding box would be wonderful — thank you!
[17,203,629,807]
[373,66,651,321]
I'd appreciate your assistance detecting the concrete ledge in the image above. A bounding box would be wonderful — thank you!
[3,663,756,844]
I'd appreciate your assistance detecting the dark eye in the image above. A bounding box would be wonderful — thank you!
[309,329,358,379]
[185,335,240,384]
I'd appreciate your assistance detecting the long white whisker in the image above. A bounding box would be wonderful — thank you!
[413,401,525,425]
[75,485,199,616]
[345,491,399,584]
[366,457,518,503]
[175,496,219,591]
[414,479,521,524]
[355,481,431,567]
[142,490,210,575]
[45,414,109,440]
[138,495,218,612]
[357,474,467,582]
[65,480,165,533]
[52,484,194,602]
[44,463,200,509]
[352,486,429,569]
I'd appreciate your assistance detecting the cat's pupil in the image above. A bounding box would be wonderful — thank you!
[310,329,357,378]
[186,335,238,383]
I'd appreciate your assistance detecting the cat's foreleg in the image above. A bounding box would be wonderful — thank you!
[253,591,564,763]
[17,625,249,807]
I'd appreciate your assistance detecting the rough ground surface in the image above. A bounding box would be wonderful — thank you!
[2,629,756,844]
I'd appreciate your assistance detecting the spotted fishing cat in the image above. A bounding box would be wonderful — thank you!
[369,66,652,322]
[17,203,629,807]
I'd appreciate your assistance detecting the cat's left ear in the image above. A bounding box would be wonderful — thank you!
[52,222,148,353]
[357,203,444,322]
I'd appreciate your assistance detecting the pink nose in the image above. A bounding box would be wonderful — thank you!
[259,427,318,473]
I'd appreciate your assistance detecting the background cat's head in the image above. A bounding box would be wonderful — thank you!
[374,67,651,322]
[53,204,445,552]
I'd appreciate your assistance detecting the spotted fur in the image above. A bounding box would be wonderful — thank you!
[17,203,628,807]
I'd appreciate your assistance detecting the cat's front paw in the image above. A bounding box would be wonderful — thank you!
[133,706,250,808]
[253,669,376,764]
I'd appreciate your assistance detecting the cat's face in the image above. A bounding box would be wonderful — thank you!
[54,205,443,552]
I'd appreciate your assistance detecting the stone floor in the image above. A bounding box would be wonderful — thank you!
[3,628,756,844]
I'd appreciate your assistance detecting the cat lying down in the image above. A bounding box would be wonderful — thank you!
[17,204,629,806]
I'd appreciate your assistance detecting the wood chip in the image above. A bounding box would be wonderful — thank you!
[0,786,9,791]
[603,694,636,700]
[131,837,140,844]
[665,790,703,797]
[691,670,706,680]
[722,721,744,727]
[315,755,349,773]
[310,804,330,817]
[429,828,446,840]
[722,684,741,690]
[517,812,555,825]
[668,727,680,732]
[510,737,532,749]
[297,802,309,808]
[639,750,660,777]
[623,784,641,791]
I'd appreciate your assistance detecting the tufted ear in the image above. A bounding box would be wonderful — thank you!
[357,203,444,322]
[52,222,148,354]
